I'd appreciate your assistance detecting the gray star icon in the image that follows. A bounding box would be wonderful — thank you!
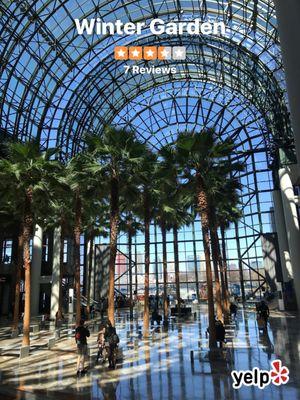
[172,46,186,60]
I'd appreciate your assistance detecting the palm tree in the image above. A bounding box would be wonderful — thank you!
[208,204,225,322]
[215,178,243,305]
[172,202,194,316]
[85,128,146,326]
[0,139,59,346]
[155,146,177,322]
[155,211,169,324]
[154,186,192,322]
[13,224,24,331]
[42,164,73,322]
[0,146,24,333]
[158,144,193,316]
[175,128,237,348]
[0,199,24,333]
[119,212,142,320]
[64,152,104,326]
[133,148,158,335]
[84,202,109,317]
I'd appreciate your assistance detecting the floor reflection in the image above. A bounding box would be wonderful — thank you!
[0,305,300,399]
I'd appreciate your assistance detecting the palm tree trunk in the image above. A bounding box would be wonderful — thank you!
[220,224,229,292]
[22,188,33,347]
[161,220,168,324]
[108,176,119,327]
[209,220,224,322]
[196,175,217,348]
[173,225,181,317]
[192,221,201,303]
[12,224,24,331]
[135,241,138,296]
[74,191,82,327]
[86,234,94,318]
[56,222,65,321]
[143,192,150,336]
[128,230,133,320]
[212,224,230,319]
[221,223,232,312]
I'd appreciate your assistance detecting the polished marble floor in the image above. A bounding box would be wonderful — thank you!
[0,305,300,400]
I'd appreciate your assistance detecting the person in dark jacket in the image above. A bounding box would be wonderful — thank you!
[104,320,119,368]
[75,319,90,375]
[151,309,162,326]
[230,302,238,319]
[215,319,226,347]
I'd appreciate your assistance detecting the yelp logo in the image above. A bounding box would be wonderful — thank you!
[231,360,289,389]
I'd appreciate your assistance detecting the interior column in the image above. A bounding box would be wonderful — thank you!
[30,224,43,316]
[274,0,300,166]
[278,167,300,309]
[50,226,61,320]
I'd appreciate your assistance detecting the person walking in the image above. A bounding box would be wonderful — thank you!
[75,319,90,376]
[230,301,238,320]
[104,320,120,369]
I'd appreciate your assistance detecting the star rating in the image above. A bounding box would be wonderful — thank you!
[132,49,140,58]
[114,46,128,60]
[118,49,126,58]
[144,46,157,60]
[114,46,186,60]
[129,47,142,60]
[146,49,154,57]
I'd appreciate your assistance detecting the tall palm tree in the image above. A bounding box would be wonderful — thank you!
[64,152,104,326]
[216,178,243,303]
[175,128,237,348]
[0,137,25,332]
[155,146,177,322]
[154,189,193,321]
[172,202,194,316]
[206,167,242,322]
[0,197,24,332]
[133,148,158,335]
[119,212,142,320]
[158,144,193,316]
[0,139,59,346]
[85,128,146,326]
[42,164,73,322]
[208,204,225,322]
[13,224,24,331]
[155,212,169,324]
[84,202,109,317]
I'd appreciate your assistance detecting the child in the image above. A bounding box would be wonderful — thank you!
[96,323,106,363]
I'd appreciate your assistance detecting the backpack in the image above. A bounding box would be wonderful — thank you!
[75,330,83,344]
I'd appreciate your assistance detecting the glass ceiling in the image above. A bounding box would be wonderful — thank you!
[0,0,294,162]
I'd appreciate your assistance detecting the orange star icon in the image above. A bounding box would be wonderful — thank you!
[129,47,142,60]
[144,46,157,60]
[114,46,128,60]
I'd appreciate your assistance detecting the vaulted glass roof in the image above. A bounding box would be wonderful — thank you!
[0,0,293,163]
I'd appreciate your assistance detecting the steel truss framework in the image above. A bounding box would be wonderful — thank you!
[0,1,295,296]
[0,0,293,155]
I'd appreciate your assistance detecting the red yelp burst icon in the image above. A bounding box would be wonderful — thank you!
[270,360,289,386]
